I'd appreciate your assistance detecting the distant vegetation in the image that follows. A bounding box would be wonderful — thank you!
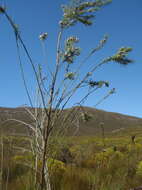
[1,131,142,190]
[0,107,142,189]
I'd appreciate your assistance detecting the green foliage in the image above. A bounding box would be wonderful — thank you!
[65,72,76,80]
[136,161,142,177]
[88,80,109,88]
[47,159,66,190]
[2,134,142,189]
[60,0,112,28]
[13,154,34,166]
[106,47,133,65]
[47,158,66,173]
[62,36,81,64]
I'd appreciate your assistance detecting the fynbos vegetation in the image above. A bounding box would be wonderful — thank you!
[0,0,138,190]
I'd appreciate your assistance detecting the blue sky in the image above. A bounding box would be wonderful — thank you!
[0,0,142,118]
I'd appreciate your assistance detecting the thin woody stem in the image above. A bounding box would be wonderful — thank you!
[40,29,63,190]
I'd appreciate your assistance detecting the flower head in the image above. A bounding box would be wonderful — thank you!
[39,33,48,41]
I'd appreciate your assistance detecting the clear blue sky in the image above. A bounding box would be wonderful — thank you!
[0,0,142,118]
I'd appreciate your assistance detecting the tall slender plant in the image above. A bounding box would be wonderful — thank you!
[0,0,133,189]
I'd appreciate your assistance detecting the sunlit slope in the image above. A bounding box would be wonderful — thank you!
[0,106,142,136]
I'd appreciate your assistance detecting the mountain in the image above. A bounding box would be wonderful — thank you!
[0,106,142,136]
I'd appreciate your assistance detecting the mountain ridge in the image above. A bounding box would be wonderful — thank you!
[0,106,142,136]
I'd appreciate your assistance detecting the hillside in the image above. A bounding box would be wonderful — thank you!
[0,106,142,136]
